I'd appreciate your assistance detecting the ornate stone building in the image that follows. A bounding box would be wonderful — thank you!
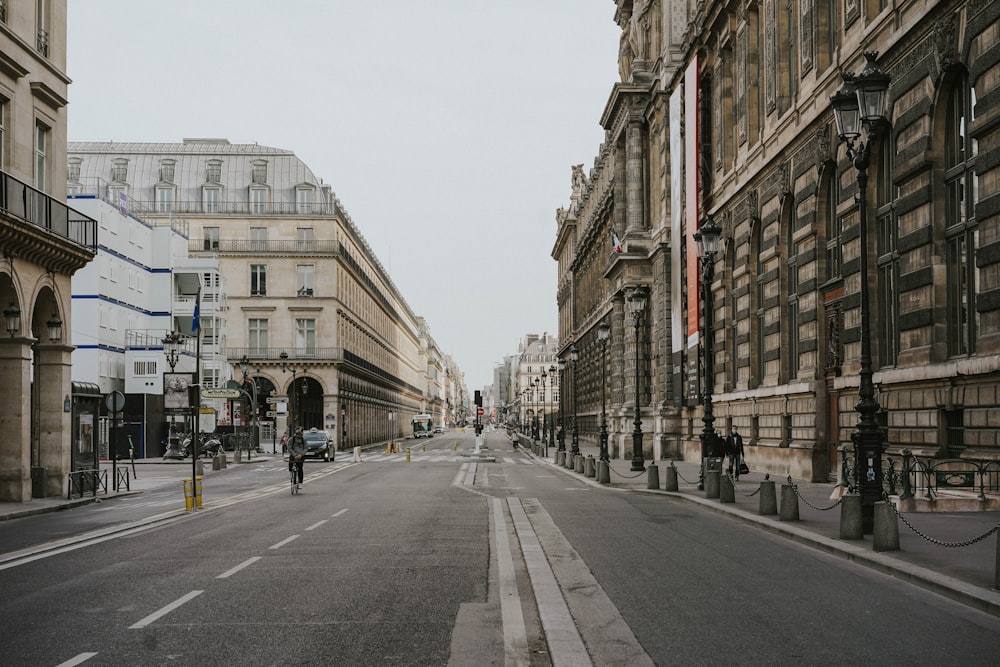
[555,0,1000,480]
[0,1,97,501]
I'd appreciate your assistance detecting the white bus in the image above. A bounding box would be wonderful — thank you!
[412,414,433,438]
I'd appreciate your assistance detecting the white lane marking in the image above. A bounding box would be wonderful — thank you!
[331,508,348,517]
[504,457,515,464]
[129,590,203,629]
[217,556,261,579]
[306,520,327,531]
[492,498,529,666]
[55,653,98,667]
[506,498,591,667]
[463,462,477,487]
[452,464,468,488]
[269,535,300,550]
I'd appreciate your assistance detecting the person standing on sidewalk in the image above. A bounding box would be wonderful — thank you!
[724,426,745,479]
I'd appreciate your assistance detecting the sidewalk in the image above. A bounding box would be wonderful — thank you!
[517,435,1000,619]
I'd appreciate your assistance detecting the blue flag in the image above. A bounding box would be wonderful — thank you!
[191,290,201,333]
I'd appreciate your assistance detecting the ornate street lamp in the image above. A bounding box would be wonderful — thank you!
[46,313,62,343]
[279,350,298,431]
[627,286,648,472]
[831,51,892,533]
[694,215,723,490]
[5,302,21,337]
[597,320,610,462]
[557,361,566,455]
[532,377,540,443]
[548,364,556,455]
[569,345,580,456]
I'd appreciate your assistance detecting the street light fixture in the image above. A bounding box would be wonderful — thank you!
[46,313,62,343]
[548,364,556,455]
[597,321,610,463]
[279,350,298,431]
[832,50,892,533]
[532,377,540,443]
[694,215,723,490]
[556,361,566,456]
[4,302,19,337]
[569,345,580,456]
[627,286,648,472]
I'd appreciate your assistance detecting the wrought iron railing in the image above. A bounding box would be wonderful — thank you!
[68,468,106,499]
[226,347,345,363]
[840,447,1000,500]
[194,239,340,254]
[1,170,97,251]
[130,200,335,216]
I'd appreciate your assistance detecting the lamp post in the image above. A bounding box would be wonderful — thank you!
[539,370,548,456]
[694,216,723,490]
[831,51,891,533]
[597,321,610,462]
[279,351,298,432]
[548,364,556,455]
[569,345,580,456]
[239,354,259,458]
[628,286,648,471]
[531,378,539,442]
[557,361,566,456]
[162,331,185,459]
[4,302,20,336]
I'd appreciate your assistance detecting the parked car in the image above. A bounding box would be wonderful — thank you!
[302,428,333,461]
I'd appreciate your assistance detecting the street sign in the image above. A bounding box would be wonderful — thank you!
[105,390,125,413]
[477,407,485,416]
[266,397,289,404]
[202,388,242,399]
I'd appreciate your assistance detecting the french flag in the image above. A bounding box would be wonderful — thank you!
[612,231,624,253]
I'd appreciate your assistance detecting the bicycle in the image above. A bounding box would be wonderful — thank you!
[288,455,304,494]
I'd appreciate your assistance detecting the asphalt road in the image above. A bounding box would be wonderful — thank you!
[1,430,998,666]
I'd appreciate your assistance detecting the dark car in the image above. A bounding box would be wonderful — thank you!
[302,428,333,461]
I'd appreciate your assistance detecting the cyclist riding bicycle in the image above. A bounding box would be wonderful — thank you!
[287,426,307,490]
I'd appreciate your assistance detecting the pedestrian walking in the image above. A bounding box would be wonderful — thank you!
[724,426,745,479]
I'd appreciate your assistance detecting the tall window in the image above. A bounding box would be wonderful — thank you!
[250,264,267,296]
[248,319,269,354]
[203,226,220,251]
[36,0,48,56]
[252,161,267,184]
[752,225,765,387]
[250,227,267,251]
[34,122,48,190]
[824,168,842,282]
[785,207,799,380]
[111,159,128,183]
[250,187,267,214]
[297,264,315,296]
[816,0,839,72]
[945,73,979,357]
[777,0,798,115]
[296,188,314,214]
[876,142,899,367]
[296,318,316,356]
[203,187,221,213]
[155,186,174,212]
[297,227,314,251]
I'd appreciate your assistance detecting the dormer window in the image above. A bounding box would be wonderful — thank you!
[296,186,314,214]
[159,159,176,183]
[206,160,222,183]
[111,159,128,183]
[251,160,267,184]
[68,158,81,182]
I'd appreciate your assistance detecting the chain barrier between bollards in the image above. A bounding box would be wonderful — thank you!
[671,461,701,485]
[785,475,843,511]
[881,492,1000,548]
[725,470,762,497]
[610,466,648,479]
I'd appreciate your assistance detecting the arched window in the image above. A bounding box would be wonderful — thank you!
[944,71,979,357]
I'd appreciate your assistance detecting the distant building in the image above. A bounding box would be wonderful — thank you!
[0,1,98,502]
[67,139,450,451]
[511,333,559,435]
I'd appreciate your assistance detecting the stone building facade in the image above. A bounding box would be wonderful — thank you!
[68,140,450,453]
[0,1,97,501]
[555,0,1000,481]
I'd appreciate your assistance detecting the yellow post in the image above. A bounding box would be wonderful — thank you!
[406,447,411,462]
[422,444,426,453]
[183,478,194,512]
[453,442,457,452]
[195,476,203,509]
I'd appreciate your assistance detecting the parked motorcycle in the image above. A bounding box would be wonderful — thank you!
[180,433,224,458]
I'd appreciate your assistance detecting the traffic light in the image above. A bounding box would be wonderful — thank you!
[474,390,482,407]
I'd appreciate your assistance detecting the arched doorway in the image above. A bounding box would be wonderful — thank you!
[293,376,324,430]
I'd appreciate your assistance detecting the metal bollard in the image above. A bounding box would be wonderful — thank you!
[647,464,659,490]
[664,464,678,492]
[779,484,799,521]
[758,480,777,515]
[575,455,585,474]
[212,455,222,471]
[720,474,735,503]
[194,476,203,509]
[183,478,194,512]
[406,447,411,463]
[839,494,863,539]
[872,501,900,551]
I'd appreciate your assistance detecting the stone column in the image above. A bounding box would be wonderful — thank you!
[626,117,645,235]
[36,344,73,498]
[0,338,33,501]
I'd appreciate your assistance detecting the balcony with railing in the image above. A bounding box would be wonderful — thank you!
[227,347,345,364]
[193,239,341,255]
[132,200,335,217]
[2,170,97,250]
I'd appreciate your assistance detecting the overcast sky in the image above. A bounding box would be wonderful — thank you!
[67,1,622,391]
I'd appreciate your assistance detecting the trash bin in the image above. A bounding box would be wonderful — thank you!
[31,466,48,498]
